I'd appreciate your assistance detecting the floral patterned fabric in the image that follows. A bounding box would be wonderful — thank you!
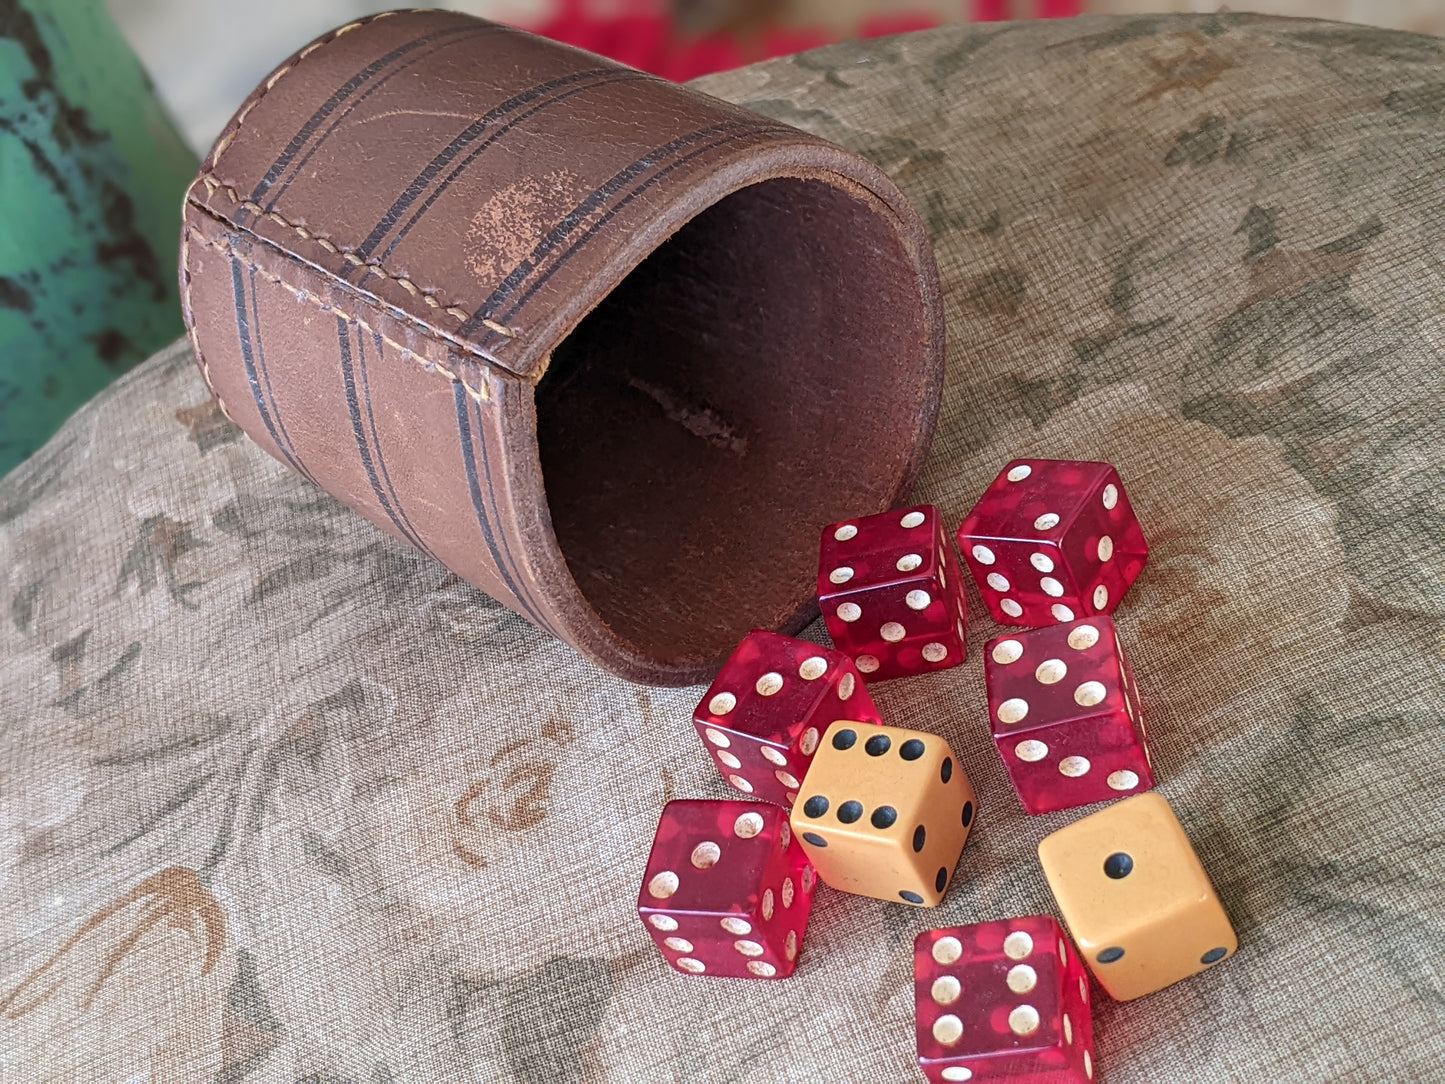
[3,13,1443,1081]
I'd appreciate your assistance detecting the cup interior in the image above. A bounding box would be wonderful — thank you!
[535,176,935,675]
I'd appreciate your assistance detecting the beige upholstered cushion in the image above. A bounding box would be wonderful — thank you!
[2,13,1442,1080]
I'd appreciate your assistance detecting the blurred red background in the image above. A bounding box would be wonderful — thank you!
[531,0,1083,82]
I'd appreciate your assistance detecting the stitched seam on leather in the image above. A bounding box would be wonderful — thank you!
[200,11,520,345]
[198,175,515,337]
[208,12,397,165]
[180,223,235,422]
[189,191,518,374]
[186,228,493,403]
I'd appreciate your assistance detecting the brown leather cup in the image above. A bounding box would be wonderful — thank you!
[180,10,944,685]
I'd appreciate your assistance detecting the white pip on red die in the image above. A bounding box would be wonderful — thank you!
[916,916,1097,1083]
[694,631,882,808]
[819,505,968,681]
[958,459,1148,627]
[638,800,816,979]
[985,615,1154,815]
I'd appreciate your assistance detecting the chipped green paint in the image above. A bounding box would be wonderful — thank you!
[0,0,195,475]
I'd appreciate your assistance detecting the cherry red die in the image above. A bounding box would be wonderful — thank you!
[958,459,1148,627]
[819,505,968,681]
[985,615,1154,815]
[694,631,883,808]
[916,916,1097,1083]
[638,800,816,979]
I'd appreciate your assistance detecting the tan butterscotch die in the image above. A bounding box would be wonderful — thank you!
[790,721,976,907]
[1038,792,1237,1001]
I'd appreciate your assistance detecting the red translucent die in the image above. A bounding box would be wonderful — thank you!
[916,916,1097,1083]
[985,615,1154,815]
[694,631,883,807]
[638,800,816,979]
[818,505,968,681]
[957,459,1148,627]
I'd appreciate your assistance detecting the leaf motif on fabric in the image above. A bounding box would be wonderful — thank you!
[174,399,241,456]
[0,867,227,1020]
[115,514,208,609]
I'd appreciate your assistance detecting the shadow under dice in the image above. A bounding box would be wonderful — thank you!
[638,800,816,979]
[791,721,976,907]
[693,630,882,807]
[986,616,1154,815]
[916,916,1097,1083]
[819,505,968,681]
[958,459,1148,628]
[1039,792,1238,1001]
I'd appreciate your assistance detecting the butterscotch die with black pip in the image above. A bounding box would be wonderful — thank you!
[790,721,976,906]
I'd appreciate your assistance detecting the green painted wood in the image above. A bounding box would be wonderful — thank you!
[0,0,196,474]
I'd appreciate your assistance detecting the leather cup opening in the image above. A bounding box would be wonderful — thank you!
[535,176,933,674]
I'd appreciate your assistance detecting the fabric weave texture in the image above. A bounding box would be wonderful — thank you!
[2,13,1443,1081]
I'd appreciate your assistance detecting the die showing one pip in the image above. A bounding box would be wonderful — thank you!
[638,800,816,979]
[819,505,968,681]
[916,917,1097,1083]
[986,615,1154,814]
[1038,792,1237,1000]
[693,631,882,807]
[958,459,1148,627]
[791,720,976,906]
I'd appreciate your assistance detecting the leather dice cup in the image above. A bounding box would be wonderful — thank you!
[180,10,945,685]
